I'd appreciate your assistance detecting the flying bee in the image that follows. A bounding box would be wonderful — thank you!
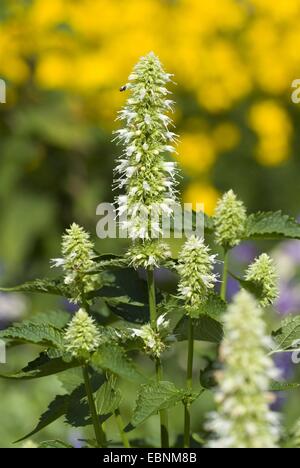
[119,85,127,92]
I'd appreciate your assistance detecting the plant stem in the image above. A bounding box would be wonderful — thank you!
[147,268,169,449]
[221,249,229,301]
[183,316,194,448]
[147,269,157,329]
[114,408,130,448]
[82,365,106,448]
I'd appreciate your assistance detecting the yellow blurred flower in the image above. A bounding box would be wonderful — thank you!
[249,101,292,166]
[29,0,67,29]
[1,0,300,184]
[179,134,216,174]
[36,54,72,89]
[183,183,220,215]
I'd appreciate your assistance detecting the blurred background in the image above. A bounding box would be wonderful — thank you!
[1,0,300,447]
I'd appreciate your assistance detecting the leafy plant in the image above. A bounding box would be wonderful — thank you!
[2,52,300,449]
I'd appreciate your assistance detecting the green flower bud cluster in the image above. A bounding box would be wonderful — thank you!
[214,190,247,249]
[245,253,279,307]
[177,235,218,316]
[131,314,173,359]
[51,223,97,303]
[64,308,101,360]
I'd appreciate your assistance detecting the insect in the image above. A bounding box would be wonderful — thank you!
[119,85,127,92]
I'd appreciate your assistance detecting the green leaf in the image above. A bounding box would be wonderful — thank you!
[0,322,65,348]
[96,379,122,415]
[244,211,300,240]
[271,316,300,354]
[175,315,224,343]
[89,268,151,324]
[193,294,226,320]
[270,381,300,391]
[16,370,105,441]
[15,394,71,442]
[92,344,145,383]
[157,295,185,332]
[0,278,70,297]
[39,440,72,448]
[58,368,84,393]
[29,310,71,329]
[0,353,79,380]
[230,273,264,301]
[93,253,128,270]
[129,381,185,429]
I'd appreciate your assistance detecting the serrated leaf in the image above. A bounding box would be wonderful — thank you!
[93,253,128,270]
[16,394,71,442]
[0,353,78,380]
[16,370,105,441]
[129,381,185,429]
[230,273,264,301]
[96,380,122,415]
[0,322,65,348]
[193,294,227,320]
[270,381,300,391]
[29,310,71,329]
[271,316,300,354]
[39,440,72,448]
[92,344,145,383]
[89,268,163,324]
[244,211,300,240]
[175,315,224,343]
[0,277,70,296]
[58,368,83,393]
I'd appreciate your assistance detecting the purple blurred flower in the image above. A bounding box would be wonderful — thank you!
[276,283,300,315]
[226,276,240,300]
[274,353,294,381]
[232,242,258,264]
[282,240,300,264]
[62,299,79,313]
[68,429,84,448]
[271,353,295,411]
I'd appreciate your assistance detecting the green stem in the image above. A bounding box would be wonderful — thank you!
[147,268,169,449]
[114,408,130,448]
[147,269,157,330]
[183,316,194,448]
[221,249,229,301]
[82,366,106,448]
